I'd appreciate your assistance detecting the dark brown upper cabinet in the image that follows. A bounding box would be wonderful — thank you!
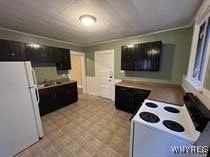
[56,49,71,70]
[0,40,25,61]
[0,39,71,70]
[121,41,162,71]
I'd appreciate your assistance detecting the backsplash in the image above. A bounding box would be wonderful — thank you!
[33,65,69,83]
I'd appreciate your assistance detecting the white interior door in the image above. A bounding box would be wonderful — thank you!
[95,50,114,99]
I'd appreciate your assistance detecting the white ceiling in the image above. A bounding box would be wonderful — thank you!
[0,0,202,45]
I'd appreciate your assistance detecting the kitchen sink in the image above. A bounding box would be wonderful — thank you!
[44,81,61,86]
[38,81,61,87]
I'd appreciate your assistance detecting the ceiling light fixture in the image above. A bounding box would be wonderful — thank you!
[79,15,96,26]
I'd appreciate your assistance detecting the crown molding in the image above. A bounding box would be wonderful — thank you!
[84,24,193,47]
[0,23,194,48]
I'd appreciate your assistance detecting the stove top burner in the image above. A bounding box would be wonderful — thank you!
[139,112,160,123]
[164,106,180,113]
[163,120,184,132]
[145,102,158,108]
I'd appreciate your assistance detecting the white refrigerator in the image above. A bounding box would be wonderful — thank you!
[0,61,43,157]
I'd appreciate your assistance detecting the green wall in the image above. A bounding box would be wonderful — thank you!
[0,27,194,85]
[85,27,193,84]
[32,65,68,83]
[0,28,84,82]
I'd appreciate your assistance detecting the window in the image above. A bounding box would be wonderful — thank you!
[193,21,206,81]
[200,18,210,80]
[190,16,210,87]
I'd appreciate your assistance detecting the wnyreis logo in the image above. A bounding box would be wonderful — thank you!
[171,146,209,155]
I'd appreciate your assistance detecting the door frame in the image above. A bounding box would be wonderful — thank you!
[94,49,115,100]
[69,51,87,94]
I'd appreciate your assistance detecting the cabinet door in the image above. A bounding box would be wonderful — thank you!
[67,82,78,104]
[0,40,25,61]
[55,48,65,69]
[131,89,150,113]
[137,42,161,71]
[1,40,18,61]
[121,46,129,70]
[39,89,53,116]
[45,46,57,63]
[53,85,68,109]
[121,45,138,70]
[18,42,26,61]
[25,43,45,63]
[56,49,71,70]
[63,49,71,70]
[115,86,132,113]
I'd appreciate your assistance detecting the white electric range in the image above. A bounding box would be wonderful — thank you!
[130,93,210,157]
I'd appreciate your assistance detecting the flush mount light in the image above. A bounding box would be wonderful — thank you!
[79,15,96,26]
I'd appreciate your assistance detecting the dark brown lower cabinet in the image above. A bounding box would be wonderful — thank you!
[38,82,78,116]
[115,85,150,113]
[66,83,78,104]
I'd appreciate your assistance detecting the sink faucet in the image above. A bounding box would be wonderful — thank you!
[43,79,47,84]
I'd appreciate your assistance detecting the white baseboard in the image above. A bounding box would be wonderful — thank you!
[86,76,121,100]
[77,85,83,88]
[182,77,210,109]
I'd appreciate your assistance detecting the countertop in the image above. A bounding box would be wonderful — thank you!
[115,80,185,105]
[38,80,77,90]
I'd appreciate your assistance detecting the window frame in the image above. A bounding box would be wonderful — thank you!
[187,11,210,90]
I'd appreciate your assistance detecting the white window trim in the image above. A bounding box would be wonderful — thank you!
[202,39,210,86]
[187,10,210,91]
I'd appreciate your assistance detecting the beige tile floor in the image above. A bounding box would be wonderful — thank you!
[15,94,131,157]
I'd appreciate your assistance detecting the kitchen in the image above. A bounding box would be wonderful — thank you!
[0,0,210,157]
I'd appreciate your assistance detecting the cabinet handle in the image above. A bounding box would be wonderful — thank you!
[35,87,40,103]
[45,53,47,61]
[52,93,55,100]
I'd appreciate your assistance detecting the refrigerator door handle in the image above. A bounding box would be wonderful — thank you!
[31,68,38,87]
[35,87,40,104]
